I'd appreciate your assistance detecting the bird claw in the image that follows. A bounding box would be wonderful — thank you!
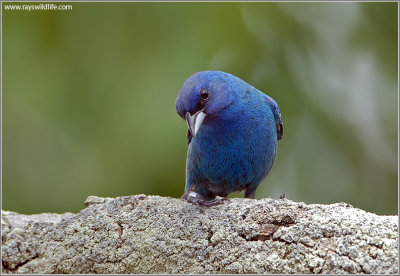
[181,192,228,207]
[199,196,228,207]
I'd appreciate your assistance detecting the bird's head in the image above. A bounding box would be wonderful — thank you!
[175,71,238,138]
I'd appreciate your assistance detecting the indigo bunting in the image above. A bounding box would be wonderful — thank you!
[176,71,283,206]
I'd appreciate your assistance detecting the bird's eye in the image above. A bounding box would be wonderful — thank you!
[200,89,209,100]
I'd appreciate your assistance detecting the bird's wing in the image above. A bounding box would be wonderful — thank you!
[266,96,283,140]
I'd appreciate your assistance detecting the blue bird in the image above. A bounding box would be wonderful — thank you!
[175,71,283,206]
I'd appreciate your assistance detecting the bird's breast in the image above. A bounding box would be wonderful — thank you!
[187,114,277,187]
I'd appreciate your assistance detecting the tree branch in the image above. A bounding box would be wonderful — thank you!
[1,195,398,274]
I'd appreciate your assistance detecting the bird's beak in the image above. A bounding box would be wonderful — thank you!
[185,110,206,138]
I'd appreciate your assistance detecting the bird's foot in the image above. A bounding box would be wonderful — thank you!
[279,193,286,199]
[199,196,228,207]
[181,192,227,207]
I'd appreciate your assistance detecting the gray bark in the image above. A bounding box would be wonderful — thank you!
[1,195,398,274]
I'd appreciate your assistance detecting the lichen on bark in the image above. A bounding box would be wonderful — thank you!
[1,195,398,274]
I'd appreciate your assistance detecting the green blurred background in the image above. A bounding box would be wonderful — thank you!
[2,2,398,215]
